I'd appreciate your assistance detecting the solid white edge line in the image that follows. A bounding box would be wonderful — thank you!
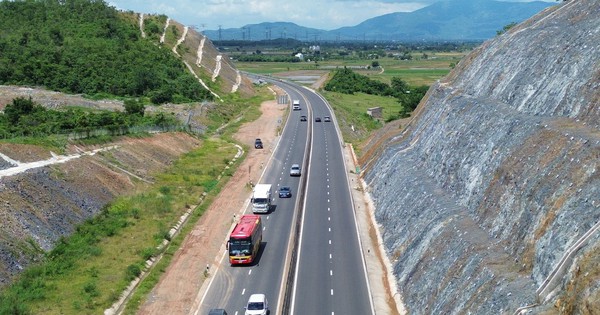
[313,87,377,315]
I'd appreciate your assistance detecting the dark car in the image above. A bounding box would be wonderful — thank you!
[278,186,291,198]
[208,309,228,315]
[324,116,331,122]
[315,117,321,122]
[300,115,307,121]
[254,138,263,149]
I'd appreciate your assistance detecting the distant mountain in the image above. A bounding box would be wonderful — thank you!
[204,22,323,42]
[204,0,555,42]
[334,0,556,40]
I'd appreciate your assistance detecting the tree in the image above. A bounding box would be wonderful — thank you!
[123,99,145,116]
[4,97,36,125]
[497,22,518,36]
[391,77,409,95]
[371,61,380,68]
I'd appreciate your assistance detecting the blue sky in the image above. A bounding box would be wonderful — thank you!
[108,0,557,31]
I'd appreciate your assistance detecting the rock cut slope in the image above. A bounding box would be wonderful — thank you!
[363,0,599,313]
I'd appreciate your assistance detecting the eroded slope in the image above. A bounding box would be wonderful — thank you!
[0,133,201,287]
[364,0,599,313]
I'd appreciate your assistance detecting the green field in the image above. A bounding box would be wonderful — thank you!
[235,51,466,86]
[321,90,403,145]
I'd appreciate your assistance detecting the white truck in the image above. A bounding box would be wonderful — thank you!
[292,99,300,110]
[251,184,272,213]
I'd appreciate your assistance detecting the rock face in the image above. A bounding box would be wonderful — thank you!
[363,0,600,313]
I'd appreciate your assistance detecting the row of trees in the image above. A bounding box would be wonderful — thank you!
[325,67,428,115]
[0,97,180,138]
[234,54,302,62]
[0,0,212,104]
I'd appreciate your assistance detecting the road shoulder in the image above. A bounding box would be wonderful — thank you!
[344,144,407,315]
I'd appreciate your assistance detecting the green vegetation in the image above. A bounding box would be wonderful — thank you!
[0,0,212,103]
[321,91,403,144]
[0,76,267,313]
[0,137,239,314]
[497,22,518,36]
[325,67,390,95]
[0,97,181,139]
[236,54,302,62]
[235,51,465,86]
[325,67,428,117]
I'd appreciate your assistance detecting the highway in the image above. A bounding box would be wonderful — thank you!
[197,78,373,315]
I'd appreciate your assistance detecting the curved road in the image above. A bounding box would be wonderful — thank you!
[196,77,373,315]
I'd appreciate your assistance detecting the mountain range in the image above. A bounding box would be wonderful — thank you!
[203,0,556,42]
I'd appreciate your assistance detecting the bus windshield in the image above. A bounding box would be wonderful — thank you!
[229,240,252,255]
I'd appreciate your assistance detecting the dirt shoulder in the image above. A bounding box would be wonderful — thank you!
[136,87,402,315]
[137,96,286,315]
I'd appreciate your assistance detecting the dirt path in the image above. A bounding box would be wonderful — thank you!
[136,88,403,315]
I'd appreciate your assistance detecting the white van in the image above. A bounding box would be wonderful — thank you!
[244,294,268,315]
[292,99,300,110]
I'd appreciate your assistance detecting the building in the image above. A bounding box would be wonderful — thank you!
[367,107,383,119]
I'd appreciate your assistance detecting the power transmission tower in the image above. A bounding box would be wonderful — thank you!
[218,25,222,41]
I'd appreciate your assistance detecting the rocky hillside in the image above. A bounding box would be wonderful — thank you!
[363,0,599,313]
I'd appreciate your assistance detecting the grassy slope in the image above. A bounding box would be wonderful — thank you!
[0,88,269,314]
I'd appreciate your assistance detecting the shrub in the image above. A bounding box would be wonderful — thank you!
[125,264,141,281]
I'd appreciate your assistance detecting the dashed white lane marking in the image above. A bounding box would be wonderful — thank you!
[329,240,331,245]
[242,288,246,295]
[249,270,252,275]
[331,289,334,296]
[330,270,333,276]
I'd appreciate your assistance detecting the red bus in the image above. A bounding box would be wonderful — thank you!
[228,214,262,265]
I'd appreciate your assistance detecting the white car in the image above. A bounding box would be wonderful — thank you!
[290,164,301,176]
[245,294,268,315]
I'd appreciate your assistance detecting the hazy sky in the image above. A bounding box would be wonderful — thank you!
[108,0,557,31]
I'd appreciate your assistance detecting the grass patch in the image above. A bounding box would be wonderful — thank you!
[320,90,403,145]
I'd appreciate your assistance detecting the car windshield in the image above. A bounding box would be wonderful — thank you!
[247,302,264,310]
[281,187,289,191]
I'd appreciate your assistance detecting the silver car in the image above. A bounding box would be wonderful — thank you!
[290,164,301,176]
